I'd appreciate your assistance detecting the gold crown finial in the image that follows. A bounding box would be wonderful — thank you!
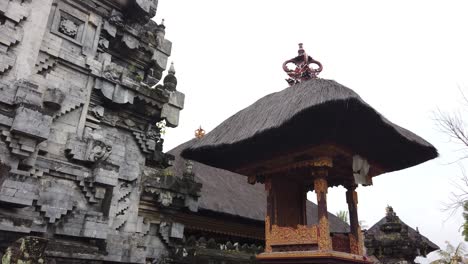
[195,126,205,139]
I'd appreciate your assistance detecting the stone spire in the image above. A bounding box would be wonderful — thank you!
[163,62,177,91]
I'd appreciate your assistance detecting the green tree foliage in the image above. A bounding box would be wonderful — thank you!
[336,210,349,224]
[464,202,468,241]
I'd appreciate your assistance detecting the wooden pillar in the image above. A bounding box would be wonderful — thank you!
[314,177,332,251]
[346,185,363,255]
[265,177,273,253]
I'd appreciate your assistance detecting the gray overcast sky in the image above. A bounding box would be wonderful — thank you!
[155,0,468,260]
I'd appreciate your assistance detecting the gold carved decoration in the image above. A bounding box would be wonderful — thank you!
[314,178,328,202]
[265,216,272,252]
[314,178,328,193]
[317,215,332,251]
[257,250,370,262]
[311,157,333,167]
[358,226,364,255]
[265,216,318,253]
[349,233,359,255]
[348,226,364,255]
[250,157,333,177]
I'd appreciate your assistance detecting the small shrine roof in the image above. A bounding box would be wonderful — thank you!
[181,79,437,174]
[366,212,439,253]
[169,140,350,233]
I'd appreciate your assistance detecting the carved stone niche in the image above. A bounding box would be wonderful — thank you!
[50,2,87,44]
[142,166,202,212]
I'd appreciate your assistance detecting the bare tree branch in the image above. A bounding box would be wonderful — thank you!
[434,109,468,149]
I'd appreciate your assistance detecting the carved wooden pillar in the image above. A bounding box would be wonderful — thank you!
[265,177,273,253]
[314,177,331,250]
[346,185,363,255]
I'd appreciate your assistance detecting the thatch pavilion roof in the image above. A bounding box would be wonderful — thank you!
[169,140,350,233]
[181,79,437,175]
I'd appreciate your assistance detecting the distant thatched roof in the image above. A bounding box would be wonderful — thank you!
[169,140,350,233]
[181,79,437,174]
[366,217,439,253]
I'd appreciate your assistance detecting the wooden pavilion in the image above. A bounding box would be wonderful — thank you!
[181,45,438,264]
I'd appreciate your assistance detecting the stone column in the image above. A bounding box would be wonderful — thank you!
[346,185,363,255]
[314,177,331,251]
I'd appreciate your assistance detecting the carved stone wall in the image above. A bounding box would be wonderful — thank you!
[0,0,187,263]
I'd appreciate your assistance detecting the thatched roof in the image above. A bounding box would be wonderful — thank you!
[366,217,439,253]
[169,140,350,233]
[181,79,437,174]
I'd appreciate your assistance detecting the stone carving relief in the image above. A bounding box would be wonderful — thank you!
[142,166,201,212]
[103,62,125,82]
[158,191,173,207]
[51,3,87,43]
[59,17,79,38]
[88,139,112,162]
[111,181,134,230]
[109,9,125,28]
[65,132,113,165]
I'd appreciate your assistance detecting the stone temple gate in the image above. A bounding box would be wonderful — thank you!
[0,0,187,263]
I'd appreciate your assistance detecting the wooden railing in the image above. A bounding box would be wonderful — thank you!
[265,217,318,252]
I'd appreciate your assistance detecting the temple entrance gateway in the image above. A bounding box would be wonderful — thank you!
[181,44,438,264]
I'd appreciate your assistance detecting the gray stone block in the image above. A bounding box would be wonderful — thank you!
[94,166,119,186]
[161,103,181,127]
[14,81,42,106]
[11,106,52,141]
[168,90,185,109]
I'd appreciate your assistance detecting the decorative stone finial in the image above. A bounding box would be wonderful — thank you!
[163,62,177,91]
[283,43,323,86]
[168,61,175,75]
[194,126,205,139]
[183,160,194,180]
[157,19,166,32]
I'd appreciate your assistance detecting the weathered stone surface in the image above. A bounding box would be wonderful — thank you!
[0,0,187,263]
[365,206,438,264]
[11,107,52,141]
[43,88,65,110]
[1,236,48,264]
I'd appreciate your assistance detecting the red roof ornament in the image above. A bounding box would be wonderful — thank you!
[283,43,323,86]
